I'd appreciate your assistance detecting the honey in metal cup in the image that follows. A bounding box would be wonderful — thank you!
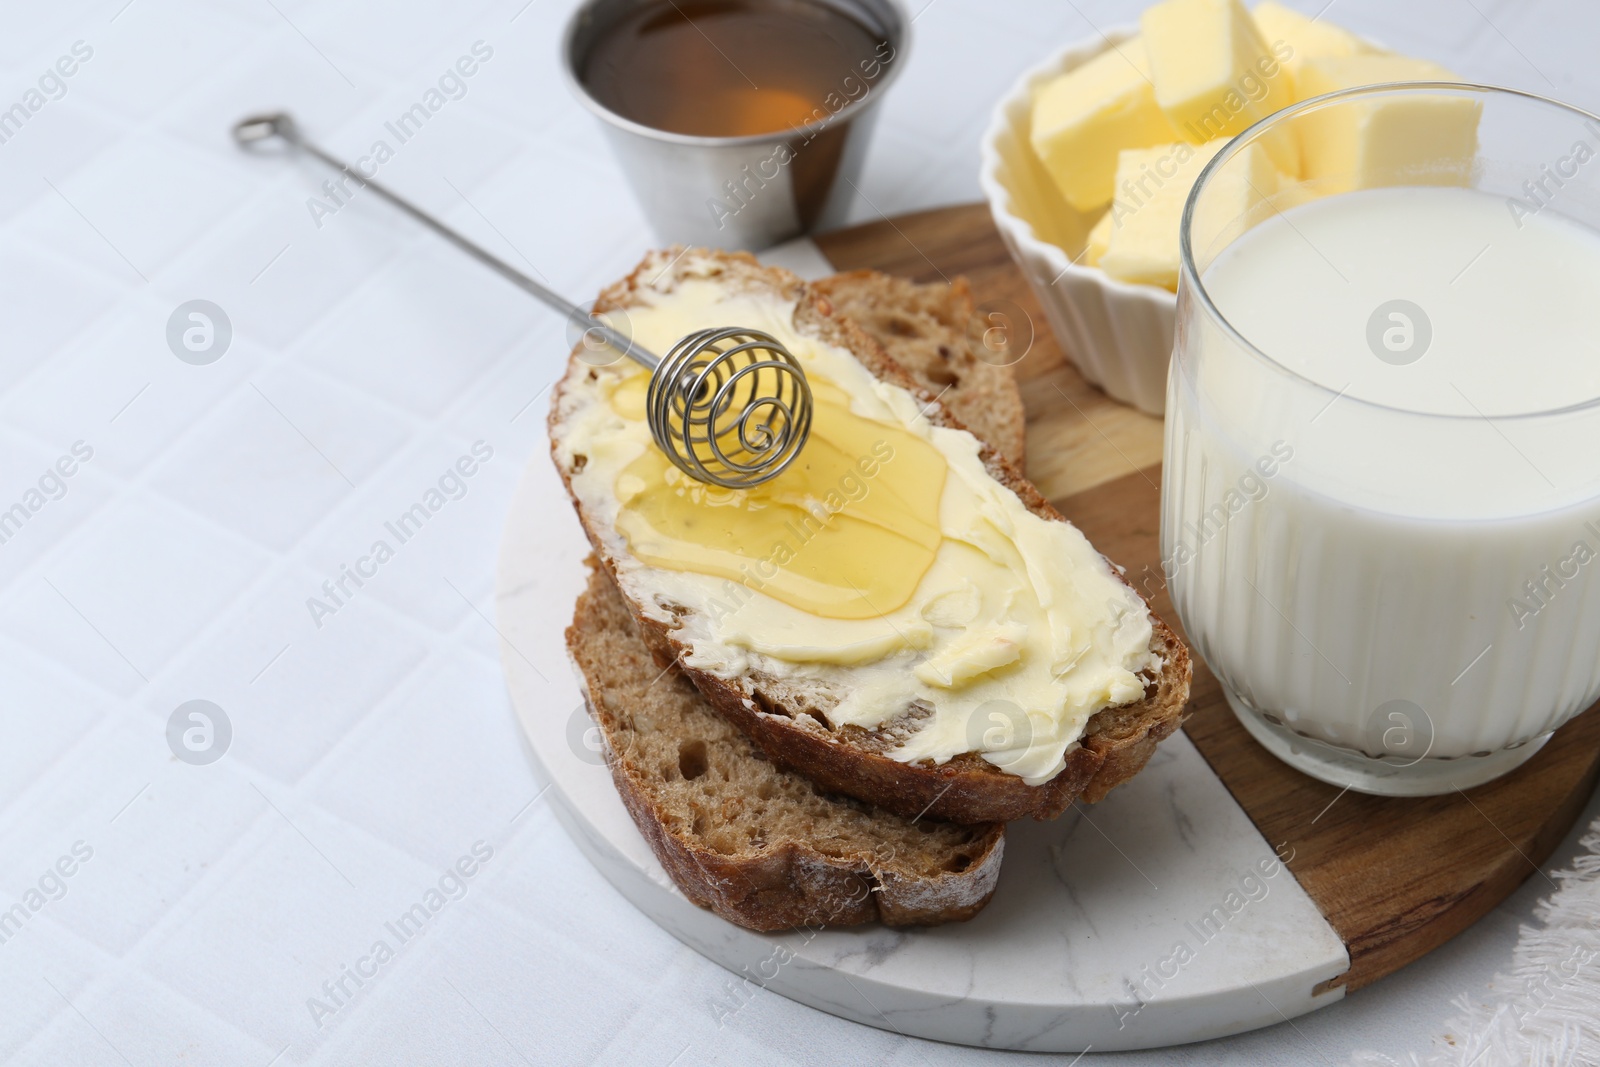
[562,0,909,250]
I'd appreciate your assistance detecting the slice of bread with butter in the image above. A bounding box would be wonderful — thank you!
[564,269,1023,931]
[550,249,1192,825]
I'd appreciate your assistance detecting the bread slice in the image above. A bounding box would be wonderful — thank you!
[564,276,1023,932]
[810,271,1027,466]
[550,249,1192,825]
[568,562,1005,931]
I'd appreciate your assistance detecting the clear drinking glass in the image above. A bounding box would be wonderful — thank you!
[1164,83,1600,795]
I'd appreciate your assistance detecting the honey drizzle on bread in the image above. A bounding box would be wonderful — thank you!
[551,249,1192,824]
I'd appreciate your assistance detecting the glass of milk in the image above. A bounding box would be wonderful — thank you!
[1164,83,1600,795]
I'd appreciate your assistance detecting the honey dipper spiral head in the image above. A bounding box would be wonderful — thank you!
[647,328,813,490]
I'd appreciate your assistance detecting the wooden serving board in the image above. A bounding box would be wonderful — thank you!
[815,203,1600,996]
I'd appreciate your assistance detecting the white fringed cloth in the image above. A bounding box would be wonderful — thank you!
[1354,814,1600,1067]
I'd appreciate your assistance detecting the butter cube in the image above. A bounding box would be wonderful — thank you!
[1251,1,1374,89]
[1030,38,1180,212]
[1140,0,1298,172]
[1100,140,1280,289]
[1295,54,1480,192]
[1084,210,1114,266]
[1189,144,1289,262]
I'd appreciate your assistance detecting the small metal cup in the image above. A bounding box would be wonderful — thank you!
[561,0,910,251]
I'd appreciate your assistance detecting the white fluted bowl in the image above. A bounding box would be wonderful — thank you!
[980,29,1177,416]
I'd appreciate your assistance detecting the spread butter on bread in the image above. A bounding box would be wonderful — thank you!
[551,250,1191,824]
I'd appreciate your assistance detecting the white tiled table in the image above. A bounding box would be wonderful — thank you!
[1,1,1596,1064]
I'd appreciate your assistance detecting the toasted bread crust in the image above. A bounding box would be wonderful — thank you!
[810,270,1028,466]
[568,562,1004,931]
[550,248,1192,824]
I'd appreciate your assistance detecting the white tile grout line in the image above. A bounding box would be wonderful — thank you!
[3,15,601,1067]
[0,40,594,1049]
[74,644,560,1058]
[0,314,551,699]
[2,669,563,1061]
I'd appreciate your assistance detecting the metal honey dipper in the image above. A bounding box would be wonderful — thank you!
[232,111,813,490]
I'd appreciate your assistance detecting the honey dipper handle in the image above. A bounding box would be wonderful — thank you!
[230,111,656,370]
